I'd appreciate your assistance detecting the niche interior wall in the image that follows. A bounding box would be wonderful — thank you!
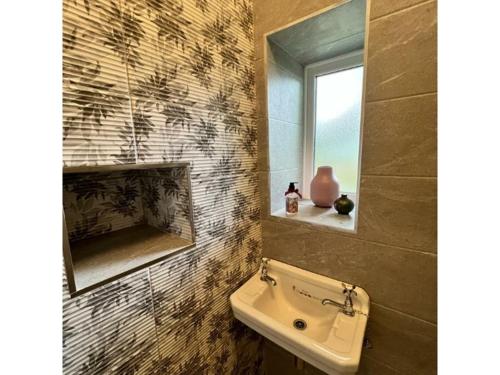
[62,0,262,373]
[254,0,437,374]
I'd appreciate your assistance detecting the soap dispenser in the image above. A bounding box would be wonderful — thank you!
[285,182,302,216]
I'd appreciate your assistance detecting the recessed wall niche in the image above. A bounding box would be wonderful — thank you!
[63,163,196,296]
[265,0,367,233]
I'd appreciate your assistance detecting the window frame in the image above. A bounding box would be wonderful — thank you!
[302,49,364,199]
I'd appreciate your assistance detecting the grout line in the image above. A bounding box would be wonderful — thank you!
[371,301,437,327]
[267,40,305,72]
[320,234,437,257]
[267,116,303,127]
[269,168,301,173]
[262,217,437,257]
[124,62,139,163]
[119,0,139,164]
[370,0,435,23]
[366,91,437,104]
[299,31,366,63]
[147,268,162,361]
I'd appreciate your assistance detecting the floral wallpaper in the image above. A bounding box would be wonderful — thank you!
[140,167,193,240]
[64,171,144,242]
[62,0,262,374]
[63,167,193,243]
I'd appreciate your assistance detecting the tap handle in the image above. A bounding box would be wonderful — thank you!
[261,257,269,266]
[342,283,357,297]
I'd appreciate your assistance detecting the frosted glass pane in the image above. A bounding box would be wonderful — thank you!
[314,66,363,193]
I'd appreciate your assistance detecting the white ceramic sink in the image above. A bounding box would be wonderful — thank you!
[230,259,369,375]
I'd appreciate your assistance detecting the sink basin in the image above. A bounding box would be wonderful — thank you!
[230,259,369,375]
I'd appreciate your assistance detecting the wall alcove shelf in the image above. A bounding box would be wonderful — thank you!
[63,163,196,296]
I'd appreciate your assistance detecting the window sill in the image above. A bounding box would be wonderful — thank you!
[271,199,356,233]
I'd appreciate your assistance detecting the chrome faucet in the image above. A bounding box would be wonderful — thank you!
[260,258,277,286]
[321,283,357,316]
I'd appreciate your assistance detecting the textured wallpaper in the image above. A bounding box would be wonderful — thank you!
[63,167,193,243]
[62,0,262,373]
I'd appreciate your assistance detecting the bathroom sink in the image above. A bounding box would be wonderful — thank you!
[230,259,369,375]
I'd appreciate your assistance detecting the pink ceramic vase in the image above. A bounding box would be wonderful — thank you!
[310,166,340,208]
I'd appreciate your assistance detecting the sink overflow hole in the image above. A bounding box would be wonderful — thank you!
[293,319,307,330]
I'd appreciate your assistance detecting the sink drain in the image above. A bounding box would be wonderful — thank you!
[293,319,307,330]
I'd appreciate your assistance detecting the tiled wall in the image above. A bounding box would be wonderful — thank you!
[139,168,193,240]
[254,0,437,374]
[63,172,146,242]
[266,41,304,212]
[62,0,263,373]
[63,167,192,243]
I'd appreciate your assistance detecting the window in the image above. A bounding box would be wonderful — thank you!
[303,50,364,199]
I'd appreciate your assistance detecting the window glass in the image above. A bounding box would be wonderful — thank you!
[314,66,364,193]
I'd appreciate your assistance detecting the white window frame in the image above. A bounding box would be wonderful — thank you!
[302,49,364,199]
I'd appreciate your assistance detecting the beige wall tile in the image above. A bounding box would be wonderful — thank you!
[365,1,437,101]
[255,59,267,119]
[255,0,437,374]
[262,219,437,322]
[370,0,430,20]
[304,362,328,374]
[258,171,271,217]
[262,219,307,256]
[364,304,437,375]
[361,94,437,176]
[358,354,402,375]
[257,117,269,171]
[357,176,437,252]
[263,339,303,375]
[255,33,267,64]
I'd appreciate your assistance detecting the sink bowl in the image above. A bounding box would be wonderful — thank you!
[230,259,369,375]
